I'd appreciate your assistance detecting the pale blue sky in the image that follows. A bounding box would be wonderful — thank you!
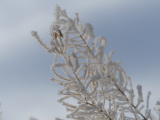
[0,0,160,120]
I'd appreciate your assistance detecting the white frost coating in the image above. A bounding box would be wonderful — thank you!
[31,31,37,36]
[32,5,160,120]
[50,25,60,37]
[128,77,134,107]
[137,85,143,103]
[54,5,68,21]
[146,92,152,114]
[82,23,94,39]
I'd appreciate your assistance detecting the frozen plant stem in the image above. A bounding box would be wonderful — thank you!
[80,32,147,120]
[80,34,147,120]
[32,5,160,120]
[80,35,96,58]
[110,78,147,120]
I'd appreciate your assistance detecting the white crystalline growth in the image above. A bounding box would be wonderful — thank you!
[32,5,160,120]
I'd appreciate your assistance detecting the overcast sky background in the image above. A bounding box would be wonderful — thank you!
[0,0,160,120]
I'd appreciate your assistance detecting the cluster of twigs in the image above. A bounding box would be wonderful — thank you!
[32,5,160,120]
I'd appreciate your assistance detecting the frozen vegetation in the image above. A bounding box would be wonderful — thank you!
[31,5,160,120]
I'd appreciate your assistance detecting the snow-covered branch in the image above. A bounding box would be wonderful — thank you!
[32,5,159,120]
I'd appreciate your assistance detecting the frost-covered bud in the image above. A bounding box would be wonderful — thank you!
[137,85,143,103]
[31,31,39,40]
[31,31,37,36]
[31,30,49,50]
[50,25,61,38]
[74,13,79,24]
[54,5,61,21]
